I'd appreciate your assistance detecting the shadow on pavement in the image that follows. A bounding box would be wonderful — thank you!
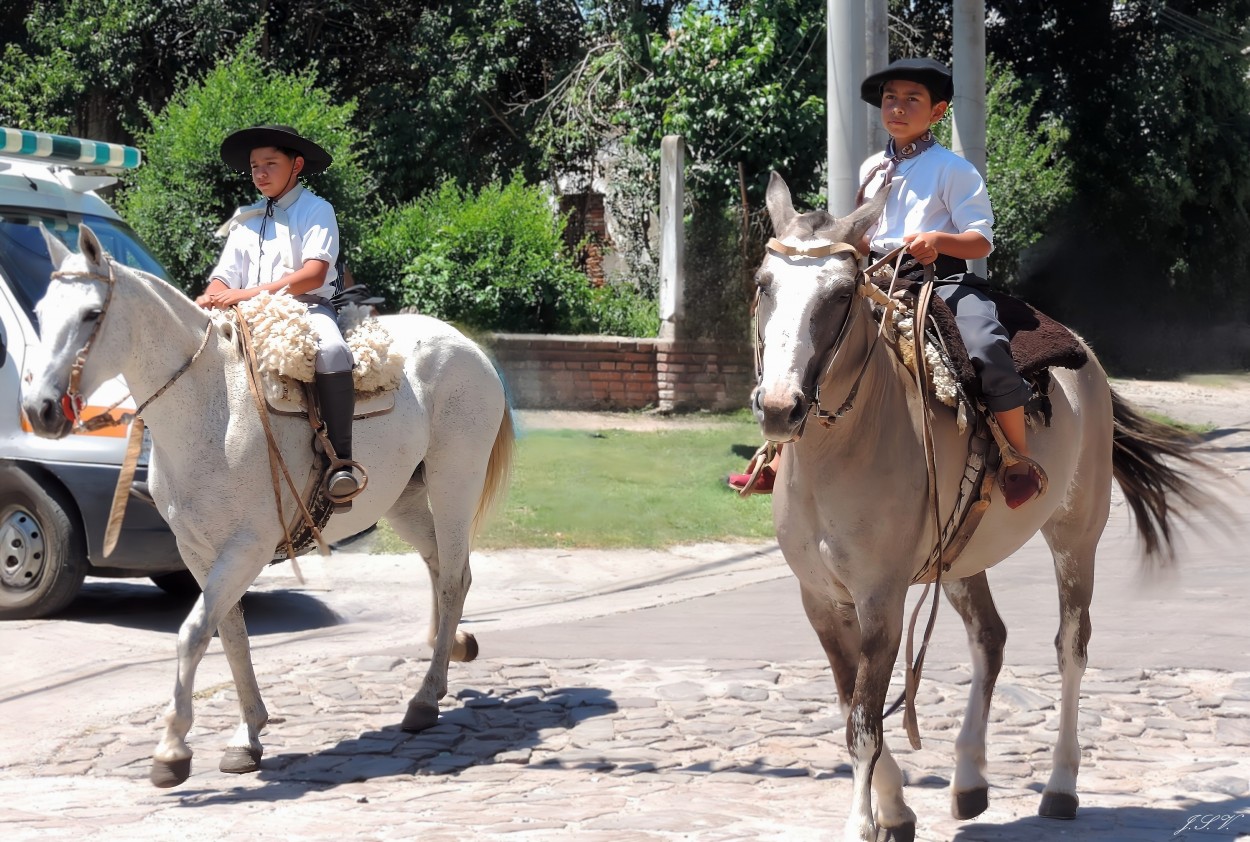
[59,581,343,635]
[174,686,622,806]
[952,795,1250,840]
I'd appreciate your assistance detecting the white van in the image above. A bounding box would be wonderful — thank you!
[1,127,190,619]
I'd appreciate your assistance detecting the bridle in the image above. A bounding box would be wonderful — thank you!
[753,238,906,434]
[47,261,212,432]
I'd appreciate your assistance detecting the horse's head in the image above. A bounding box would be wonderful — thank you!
[21,225,119,439]
[751,172,888,442]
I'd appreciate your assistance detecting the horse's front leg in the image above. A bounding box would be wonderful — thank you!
[942,572,1007,820]
[800,586,915,839]
[845,587,910,842]
[217,602,268,774]
[151,547,267,788]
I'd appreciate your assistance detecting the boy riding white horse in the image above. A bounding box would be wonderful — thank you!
[198,124,360,508]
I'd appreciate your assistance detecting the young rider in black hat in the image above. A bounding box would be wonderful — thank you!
[197,124,361,509]
[731,58,1044,508]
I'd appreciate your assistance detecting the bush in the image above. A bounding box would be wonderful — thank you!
[358,177,657,336]
[118,31,372,294]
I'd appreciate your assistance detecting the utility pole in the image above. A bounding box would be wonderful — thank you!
[827,0,866,217]
[865,0,890,155]
[951,0,988,274]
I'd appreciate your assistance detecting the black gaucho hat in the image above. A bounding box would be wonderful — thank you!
[220,124,333,176]
[860,58,954,107]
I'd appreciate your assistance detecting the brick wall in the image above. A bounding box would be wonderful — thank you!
[489,334,755,412]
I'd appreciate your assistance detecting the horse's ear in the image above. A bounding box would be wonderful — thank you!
[766,171,797,233]
[40,224,71,270]
[77,224,108,273]
[835,181,891,249]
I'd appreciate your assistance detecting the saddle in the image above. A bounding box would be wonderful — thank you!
[219,294,404,561]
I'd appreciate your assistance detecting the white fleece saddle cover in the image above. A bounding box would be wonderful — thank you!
[214,294,403,417]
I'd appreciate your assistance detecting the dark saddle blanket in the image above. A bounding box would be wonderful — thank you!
[905,281,1088,402]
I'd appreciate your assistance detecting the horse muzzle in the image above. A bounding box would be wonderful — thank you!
[752,385,810,443]
[20,388,74,439]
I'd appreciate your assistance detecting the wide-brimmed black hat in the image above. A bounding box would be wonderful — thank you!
[860,58,954,106]
[220,125,333,176]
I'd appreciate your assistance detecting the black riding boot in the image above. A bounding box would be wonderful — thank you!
[315,370,359,506]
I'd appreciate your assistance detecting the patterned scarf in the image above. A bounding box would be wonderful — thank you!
[855,130,937,208]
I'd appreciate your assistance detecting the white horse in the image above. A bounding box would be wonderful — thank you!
[752,174,1213,841]
[22,226,514,788]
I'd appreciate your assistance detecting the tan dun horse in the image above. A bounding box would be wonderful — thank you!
[751,173,1213,842]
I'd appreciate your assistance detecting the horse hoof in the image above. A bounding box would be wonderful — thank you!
[876,821,915,842]
[219,746,262,775]
[953,787,989,820]
[1039,791,1079,820]
[150,757,192,788]
[459,632,479,662]
[401,702,439,732]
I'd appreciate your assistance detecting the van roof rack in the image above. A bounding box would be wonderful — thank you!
[1,126,142,175]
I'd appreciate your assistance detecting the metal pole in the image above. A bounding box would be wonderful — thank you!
[865,0,890,155]
[951,0,987,275]
[827,0,866,217]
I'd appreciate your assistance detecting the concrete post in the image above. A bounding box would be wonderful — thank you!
[865,0,890,155]
[658,135,685,340]
[951,0,988,276]
[827,0,867,217]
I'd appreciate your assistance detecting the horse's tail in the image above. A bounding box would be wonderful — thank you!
[1110,387,1220,561]
[472,404,515,540]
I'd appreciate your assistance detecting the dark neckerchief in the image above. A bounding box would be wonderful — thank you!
[855,130,937,207]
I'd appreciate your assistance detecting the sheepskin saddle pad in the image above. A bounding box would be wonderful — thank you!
[887,281,1087,411]
[215,293,404,417]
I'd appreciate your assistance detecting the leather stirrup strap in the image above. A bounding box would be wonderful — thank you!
[233,306,329,559]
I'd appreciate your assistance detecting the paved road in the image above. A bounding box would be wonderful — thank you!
[1,381,1248,841]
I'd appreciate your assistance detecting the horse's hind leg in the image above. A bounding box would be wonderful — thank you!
[799,585,916,841]
[390,424,495,732]
[385,471,478,664]
[217,602,268,774]
[1038,497,1104,820]
[941,572,1007,820]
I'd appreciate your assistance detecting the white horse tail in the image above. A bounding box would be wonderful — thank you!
[1109,387,1224,561]
[472,405,516,539]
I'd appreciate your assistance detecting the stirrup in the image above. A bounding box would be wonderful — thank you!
[997,456,1047,509]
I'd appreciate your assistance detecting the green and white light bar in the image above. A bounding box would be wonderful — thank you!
[0,126,142,172]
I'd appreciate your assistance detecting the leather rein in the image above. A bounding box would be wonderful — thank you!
[754,239,907,430]
[49,263,213,432]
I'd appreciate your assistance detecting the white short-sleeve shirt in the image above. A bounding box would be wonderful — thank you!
[858,142,994,255]
[210,183,339,299]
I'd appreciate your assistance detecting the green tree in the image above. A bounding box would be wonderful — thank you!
[618,0,827,207]
[118,34,371,293]
[0,0,249,139]
[357,177,656,335]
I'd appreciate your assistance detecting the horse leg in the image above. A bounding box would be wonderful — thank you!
[216,602,268,775]
[800,585,916,841]
[151,547,267,788]
[392,451,485,732]
[941,572,1007,820]
[1038,520,1099,820]
[385,472,478,665]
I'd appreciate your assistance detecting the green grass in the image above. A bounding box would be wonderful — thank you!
[1143,411,1216,436]
[369,421,776,552]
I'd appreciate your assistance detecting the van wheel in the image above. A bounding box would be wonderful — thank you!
[149,570,200,598]
[0,467,87,620]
